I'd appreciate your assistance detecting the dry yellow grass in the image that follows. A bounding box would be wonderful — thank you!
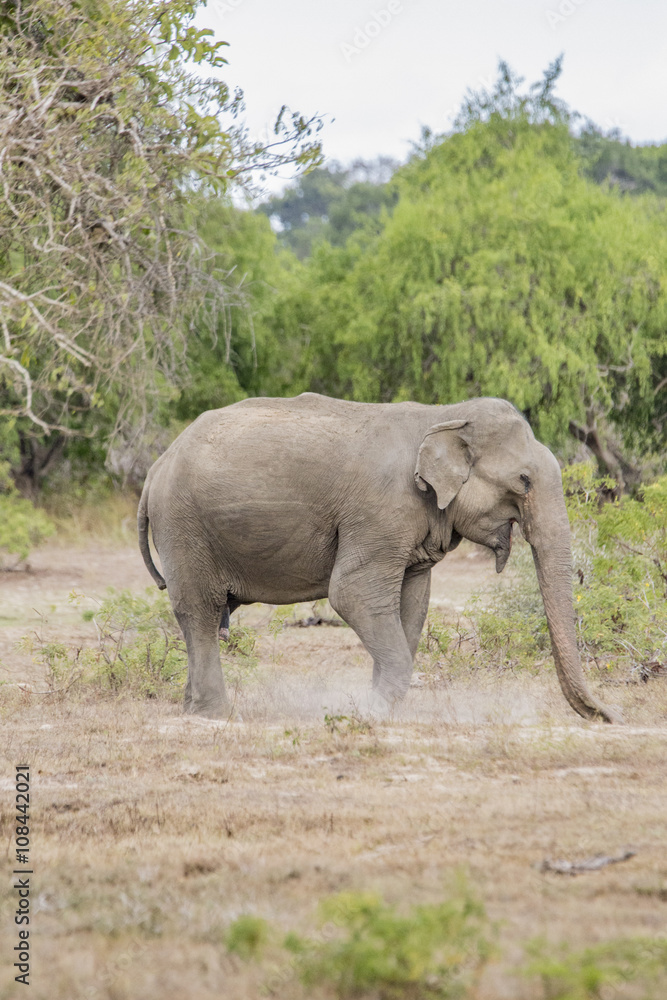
[1,537,666,1000]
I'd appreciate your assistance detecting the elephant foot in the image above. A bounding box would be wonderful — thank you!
[365,684,408,720]
[373,678,409,707]
[364,690,391,720]
[596,703,624,725]
[182,698,230,720]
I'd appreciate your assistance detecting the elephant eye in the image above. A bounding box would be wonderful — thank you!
[519,474,531,492]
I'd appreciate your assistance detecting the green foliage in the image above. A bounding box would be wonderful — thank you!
[419,610,454,659]
[524,936,667,999]
[0,491,54,567]
[565,466,667,672]
[0,0,321,487]
[225,915,270,961]
[257,62,666,458]
[221,624,259,690]
[80,588,188,696]
[269,604,299,637]
[258,159,398,258]
[416,544,548,678]
[285,886,490,999]
[175,201,291,421]
[323,710,373,735]
[576,124,667,197]
[21,588,259,698]
[465,541,550,670]
[432,466,667,681]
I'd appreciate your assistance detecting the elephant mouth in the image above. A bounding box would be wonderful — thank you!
[493,519,516,574]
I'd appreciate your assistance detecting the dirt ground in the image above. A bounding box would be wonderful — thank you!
[1,533,667,999]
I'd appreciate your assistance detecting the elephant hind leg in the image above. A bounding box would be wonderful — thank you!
[164,572,230,717]
[177,605,230,718]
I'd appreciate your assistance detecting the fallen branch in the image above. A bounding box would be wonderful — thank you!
[540,849,636,875]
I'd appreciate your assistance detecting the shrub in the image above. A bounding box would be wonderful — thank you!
[221,623,259,690]
[21,588,258,699]
[81,588,188,696]
[225,915,270,961]
[417,542,548,677]
[0,491,55,568]
[564,465,667,675]
[285,885,490,999]
[464,539,550,671]
[524,936,667,999]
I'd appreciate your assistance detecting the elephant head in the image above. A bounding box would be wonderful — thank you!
[415,401,622,724]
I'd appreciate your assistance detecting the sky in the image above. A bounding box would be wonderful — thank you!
[196,0,667,190]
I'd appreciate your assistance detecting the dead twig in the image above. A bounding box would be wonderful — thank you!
[539,849,636,875]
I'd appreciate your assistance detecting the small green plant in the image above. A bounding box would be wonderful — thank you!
[524,936,667,999]
[269,604,298,637]
[0,490,55,568]
[464,540,550,671]
[17,625,87,695]
[419,610,453,659]
[21,589,261,699]
[225,914,270,961]
[420,543,548,677]
[323,709,373,735]
[80,588,187,696]
[323,711,350,734]
[221,624,259,690]
[285,885,490,999]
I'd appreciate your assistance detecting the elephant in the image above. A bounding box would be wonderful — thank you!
[137,392,622,724]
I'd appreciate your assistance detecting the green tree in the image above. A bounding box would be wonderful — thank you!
[0,0,321,489]
[258,158,398,258]
[264,62,666,468]
[576,124,667,197]
[173,200,288,420]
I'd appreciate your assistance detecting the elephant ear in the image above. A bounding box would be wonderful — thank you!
[414,419,473,510]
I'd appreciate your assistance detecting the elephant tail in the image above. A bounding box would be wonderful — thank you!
[137,482,167,591]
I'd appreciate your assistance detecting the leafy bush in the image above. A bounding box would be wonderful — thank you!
[464,540,550,671]
[80,588,188,696]
[524,936,667,999]
[21,588,258,699]
[225,915,270,961]
[221,623,259,690]
[418,610,454,660]
[0,491,55,568]
[417,543,548,678]
[284,886,490,999]
[565,465,667,675]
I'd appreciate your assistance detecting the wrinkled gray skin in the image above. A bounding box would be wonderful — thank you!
[138,393,622,723]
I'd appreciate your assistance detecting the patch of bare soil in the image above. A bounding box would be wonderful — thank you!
[1,537,666,999]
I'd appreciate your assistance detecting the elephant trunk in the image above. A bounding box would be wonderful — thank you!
[523,468,622,724]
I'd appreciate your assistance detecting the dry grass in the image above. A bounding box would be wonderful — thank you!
[1,535,667,999]
[42,491,139,548]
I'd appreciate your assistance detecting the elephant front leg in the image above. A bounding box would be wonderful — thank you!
[329,561,414,706]
[400,566,431,659]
